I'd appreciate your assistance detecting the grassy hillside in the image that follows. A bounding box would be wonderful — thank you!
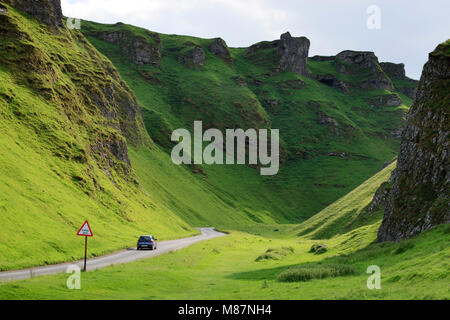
[1,221,447,300]
[295,162,396,239]
[0,4,196,270]
[81,20,411,224]
[2,158,447,300]
[0,5,417,272]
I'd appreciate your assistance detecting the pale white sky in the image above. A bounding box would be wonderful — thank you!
[62,0,450,79]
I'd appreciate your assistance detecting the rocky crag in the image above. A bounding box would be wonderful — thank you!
[245,32,310,77]
[209,38,232,64]
[3,0,63,28]
[0,0,151,180]
[380,62,419,99]
[83,22,162,67]
[334,51,393,90]
[310,50,418,102]
[377,40,450,242]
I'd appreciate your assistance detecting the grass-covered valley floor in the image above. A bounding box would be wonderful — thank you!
[1,164,448,300]
[1,224,448,300]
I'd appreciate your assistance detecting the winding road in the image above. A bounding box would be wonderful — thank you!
[0,228,226,282]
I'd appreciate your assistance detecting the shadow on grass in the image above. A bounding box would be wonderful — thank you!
[228,224,450,282]
[226,264,301,281]
[227,240,399,281]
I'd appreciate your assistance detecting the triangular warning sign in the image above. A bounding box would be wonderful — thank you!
[77,220,93,237]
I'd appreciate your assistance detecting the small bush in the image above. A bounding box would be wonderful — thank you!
[309,244,328,254]
[266,246,295,255]
[255,252,280,261]
[255,247,295,262]
[277,264,356,282]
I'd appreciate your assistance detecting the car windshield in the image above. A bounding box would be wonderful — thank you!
[139,236,152,242]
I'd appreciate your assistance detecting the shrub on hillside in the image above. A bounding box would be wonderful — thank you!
[277,264,356,282]
[309,244,328,254]
[255,247,295,261]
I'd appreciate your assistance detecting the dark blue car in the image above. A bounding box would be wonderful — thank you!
[137,235,158,250]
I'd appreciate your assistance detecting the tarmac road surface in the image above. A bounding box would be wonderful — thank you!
[0,228,226,282]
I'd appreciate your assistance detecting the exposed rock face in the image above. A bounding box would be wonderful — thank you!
[178,45,205,67]
[397,86,418,100]
[380,62,419,100]
[367,179,392,215]
[315,74,349,94]
[380,62,406,79]
[369,94,402,107]
[4,0,63,28]
[391,127,404,139]
[91,137,131,170]
[245,32,310,77]
[209,38,232,64]
[0,7,152,180]
[335,51,379,71]
[277,32,310,76]
[88,82,145,148]
[309,55,335,62]
[335,51,393,90]
[192,46,206,65]
[93,28,162,67]
[360,75,393,90]
[377,41,450,242]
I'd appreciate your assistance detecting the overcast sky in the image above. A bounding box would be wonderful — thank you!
[62,0,449,79]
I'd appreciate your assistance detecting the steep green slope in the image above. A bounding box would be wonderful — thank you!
[0,2,420,271]
[128,147,286,228]
[81,21,412,223]
[0,3,195,270]
[4,154,446,300]
[295,162,396,239]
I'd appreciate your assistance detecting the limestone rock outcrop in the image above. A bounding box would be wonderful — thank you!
[209,38,232,64]
[4,0,63,28]
[245,32,310,77]
[315,74,349,94]
[380,62,419,99]
[334,51,393,90]
[277,32,310,76]
[87,25,162,67]
[380,62,407,79]
[377,40,450,242]
[178,45,206,67]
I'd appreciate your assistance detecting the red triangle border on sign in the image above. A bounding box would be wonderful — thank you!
[77,220,93,237]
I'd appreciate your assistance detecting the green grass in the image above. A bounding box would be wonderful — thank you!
[0,5,196,270]
[1,129,448,299]
[0,5,426,286]
[255,247,295,261]
[80,20,412,226]
[0,224,447,300]
[277,264,356,282]
[295,162,396,239]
